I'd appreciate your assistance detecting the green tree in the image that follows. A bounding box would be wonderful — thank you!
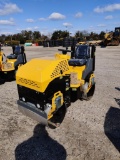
[0,34,6,43]
[75,30,89,41]
[33,31,41,39]
[99,31,105,40]
[75,31,84,40]
[89,32,99,40]
[51,30,70,40]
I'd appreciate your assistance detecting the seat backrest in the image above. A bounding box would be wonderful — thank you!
[14,46,21,55]
[75,45,90,59]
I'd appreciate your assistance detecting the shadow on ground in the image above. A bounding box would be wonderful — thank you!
[114,98,120,106]
[104,106,120,152]
[115,87,120,106]
[115,87,120,92]
[15,124,66,160]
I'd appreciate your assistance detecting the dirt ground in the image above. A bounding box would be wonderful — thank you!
[0,45,120,160]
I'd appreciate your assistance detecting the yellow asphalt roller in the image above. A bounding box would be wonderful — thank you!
[16,44,96,128]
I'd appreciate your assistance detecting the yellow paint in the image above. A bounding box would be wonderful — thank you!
[0,50,16,71]
[48,91,63,119]
[69,65,86,87]
[16,58,70,92]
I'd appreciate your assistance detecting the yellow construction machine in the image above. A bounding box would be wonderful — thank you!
[0,46,27,82]
[103,27,120,46]
[16,44,96,128]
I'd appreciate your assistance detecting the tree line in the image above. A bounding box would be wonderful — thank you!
[0,30,106,45]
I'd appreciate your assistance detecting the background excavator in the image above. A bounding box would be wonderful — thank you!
[102,27,120,46]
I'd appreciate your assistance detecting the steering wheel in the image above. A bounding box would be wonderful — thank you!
[58,49,71,55]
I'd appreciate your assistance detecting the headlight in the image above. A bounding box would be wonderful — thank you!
[22,97,26,102]
[2,63,12,69]
[36,103,40,109]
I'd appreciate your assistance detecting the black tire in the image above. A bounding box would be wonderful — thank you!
[6,70,16,81]
[48,104,67,129]
[14,69,17,80]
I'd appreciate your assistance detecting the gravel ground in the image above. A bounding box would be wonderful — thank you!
[0,45,120,160]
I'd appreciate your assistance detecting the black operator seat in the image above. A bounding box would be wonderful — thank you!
[68,45,90,66]
[7,46,21,59]
[14,46,27,68]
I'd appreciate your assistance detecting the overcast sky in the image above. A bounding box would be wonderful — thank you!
[0,0,120,35]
